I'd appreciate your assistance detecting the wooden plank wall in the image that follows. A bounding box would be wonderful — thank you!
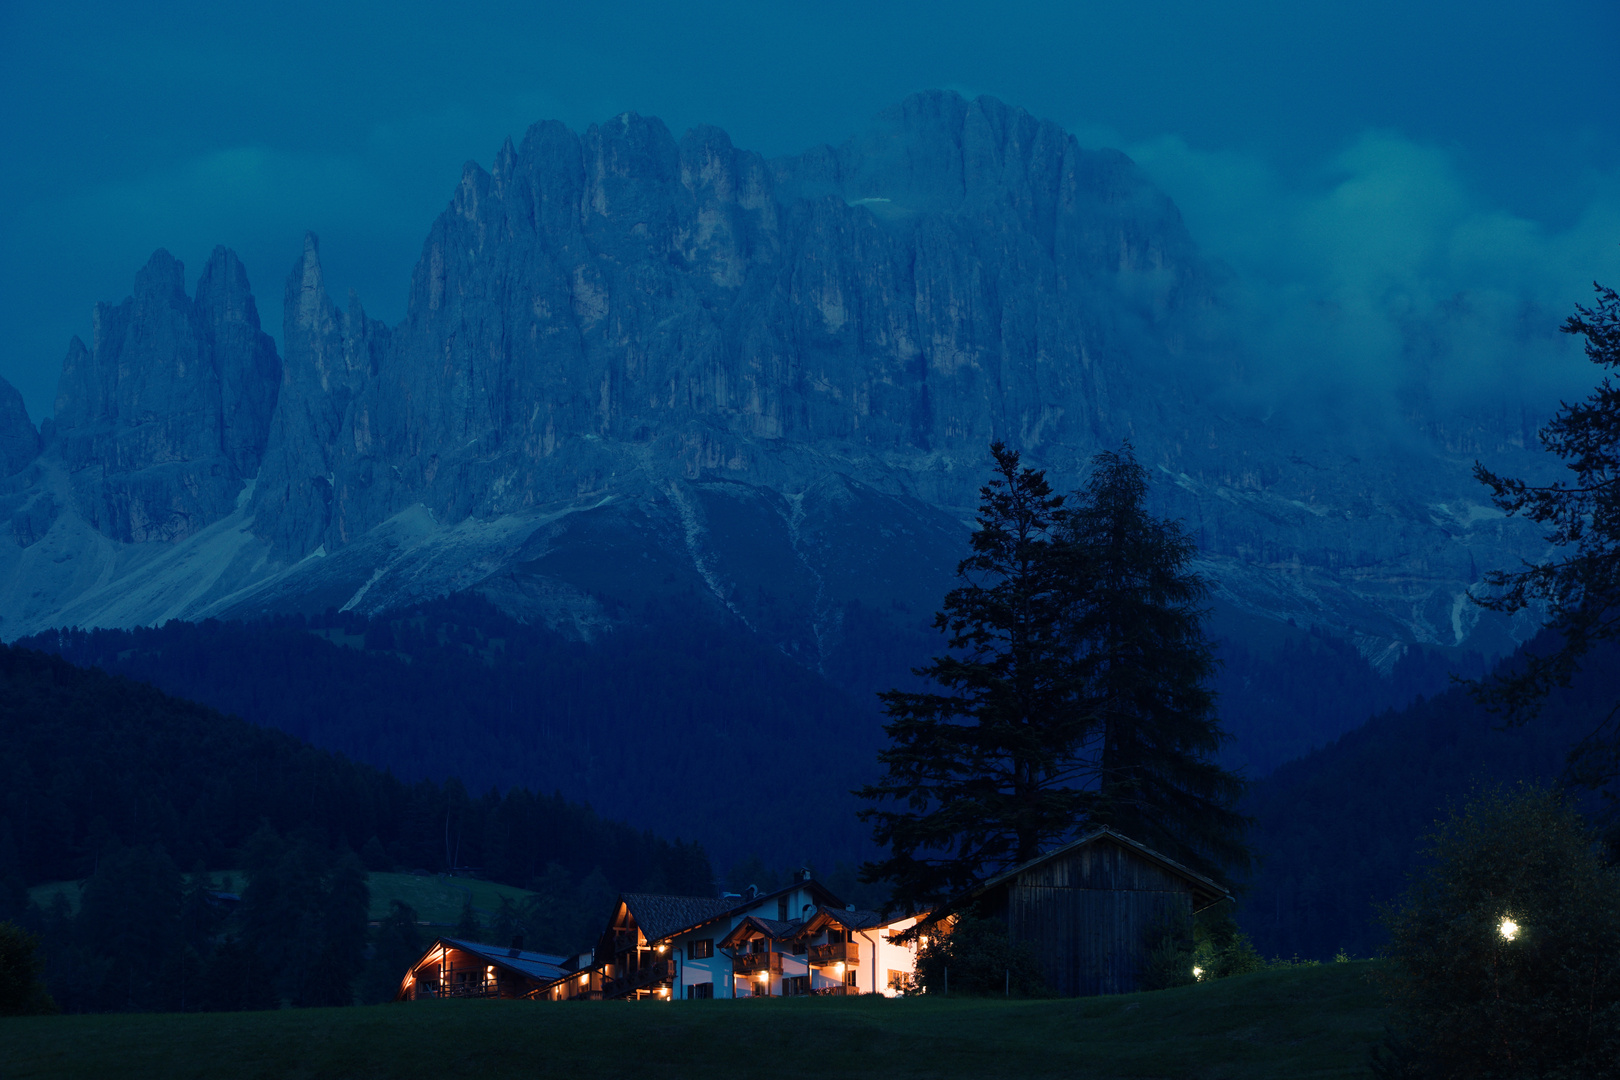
[1004,838,1194,996]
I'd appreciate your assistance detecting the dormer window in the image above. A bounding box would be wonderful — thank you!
[778,896,788,921]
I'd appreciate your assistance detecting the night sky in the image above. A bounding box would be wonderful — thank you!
[3,0,1617,422]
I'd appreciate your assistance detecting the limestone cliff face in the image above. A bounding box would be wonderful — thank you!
[0,93,1550,660]
[47,247,280,543]
[249,91,1211,556]
[0,377,37,478]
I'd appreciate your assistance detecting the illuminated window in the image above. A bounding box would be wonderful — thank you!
[844,968,858,987]
[887,970,910,991]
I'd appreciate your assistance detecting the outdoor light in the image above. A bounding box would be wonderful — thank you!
[579,972,589,984]
[1192,966,1204,981]
[1500,918,1520,941]
[657,944,666,953]
[756,970,769,982]
[835,962,845,973]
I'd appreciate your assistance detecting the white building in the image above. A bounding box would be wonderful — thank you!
[541,871,921,1001]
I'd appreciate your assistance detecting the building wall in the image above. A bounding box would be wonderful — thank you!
[1002,839,1196,996]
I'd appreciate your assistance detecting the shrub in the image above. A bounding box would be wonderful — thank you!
[913,915,1047,997]
[0,920,57,1016]
[1375,785,1620,1078]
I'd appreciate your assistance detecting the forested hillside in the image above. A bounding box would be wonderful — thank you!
[0,641,711,909]
[1239,635,1620,961]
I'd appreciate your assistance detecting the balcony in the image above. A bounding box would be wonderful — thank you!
[603,958,677,999]
[733,951,783,976]
[808,941,860,967]
[810,984,857,996]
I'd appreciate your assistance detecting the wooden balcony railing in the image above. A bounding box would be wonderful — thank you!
[603,957,677,999]
[810,984,857,996]
[733,951,783,976]
[808,941,860,966]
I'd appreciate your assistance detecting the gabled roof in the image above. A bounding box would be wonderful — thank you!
[795,905,913,937]
[620,894,738,943]
[617,878,848,945]
[718,915,803,949]
[930,827,1232,923]
[419,938,573,983]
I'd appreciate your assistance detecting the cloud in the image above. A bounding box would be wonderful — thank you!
[1127,129,1620,428]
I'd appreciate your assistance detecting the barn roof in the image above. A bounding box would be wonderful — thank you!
[930,827,1232,924]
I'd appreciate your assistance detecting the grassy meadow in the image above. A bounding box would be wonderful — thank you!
[1,961,1386,1080]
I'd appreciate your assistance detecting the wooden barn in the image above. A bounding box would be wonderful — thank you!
[934,827,1231,997]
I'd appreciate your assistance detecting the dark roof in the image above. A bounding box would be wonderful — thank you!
[931,827,1232,922]
[621,894,738,943]
[798,905,905,934]
[620,878,849,944]
[433,938,572,983]
[718,915,806,948]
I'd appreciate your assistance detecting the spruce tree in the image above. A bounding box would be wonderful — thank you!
[1062,446,1249,880]
[1471,282,1620,793]
[857,444,1096,912]
[858,443,1247,914]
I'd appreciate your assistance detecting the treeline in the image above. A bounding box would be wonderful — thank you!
[1212,622,1480,777]
[0,641,712,917]
[1239,633,1619,961]
[21,594,880,872]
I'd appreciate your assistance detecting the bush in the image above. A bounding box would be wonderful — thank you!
[0,920,57,1015]
[1375,785,1620,1078]
[913,915,1047,997]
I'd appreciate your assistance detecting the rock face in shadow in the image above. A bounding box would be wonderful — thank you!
[0,377,38,478]
[1,92,1552,666]
[248,91,1213,559]
[47,247,280,543]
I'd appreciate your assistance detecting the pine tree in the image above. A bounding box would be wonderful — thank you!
[1472,282,1620,793]
[857,445,1091,911]
[858,443,1247,914]
[1062,446,1249,879]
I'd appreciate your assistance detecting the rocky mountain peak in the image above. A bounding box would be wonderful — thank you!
[46,247,280,543]
[0,376,38,478]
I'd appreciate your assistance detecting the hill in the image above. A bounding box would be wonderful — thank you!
[1239,636,1620,960]
[0,640,711,911]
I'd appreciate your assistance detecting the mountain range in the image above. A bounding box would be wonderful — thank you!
[0,91,1553,712]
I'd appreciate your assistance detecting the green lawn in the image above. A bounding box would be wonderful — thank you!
[27,871,536,927]
[1,961,1387,1080]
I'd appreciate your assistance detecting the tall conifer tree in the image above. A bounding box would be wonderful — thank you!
[1062,446,1249,880]
[858,443,1247,914]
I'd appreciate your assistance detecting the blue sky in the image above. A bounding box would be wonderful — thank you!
[2,0,1617,421]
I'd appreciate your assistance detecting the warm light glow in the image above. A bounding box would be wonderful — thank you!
[1500,918,1520,942]
[659,987,669,996]
[579,972,589,984]
[756,970,769,982]
[834,962,845,973]
[1192,966,1204,981]
[657,944,666,953]
[918,937,928,948]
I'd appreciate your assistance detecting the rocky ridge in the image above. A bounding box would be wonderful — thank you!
[0,92,1549,666]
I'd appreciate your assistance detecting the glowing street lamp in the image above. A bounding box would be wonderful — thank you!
[1191,966,1204,981]
[1499,918,1520,942]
